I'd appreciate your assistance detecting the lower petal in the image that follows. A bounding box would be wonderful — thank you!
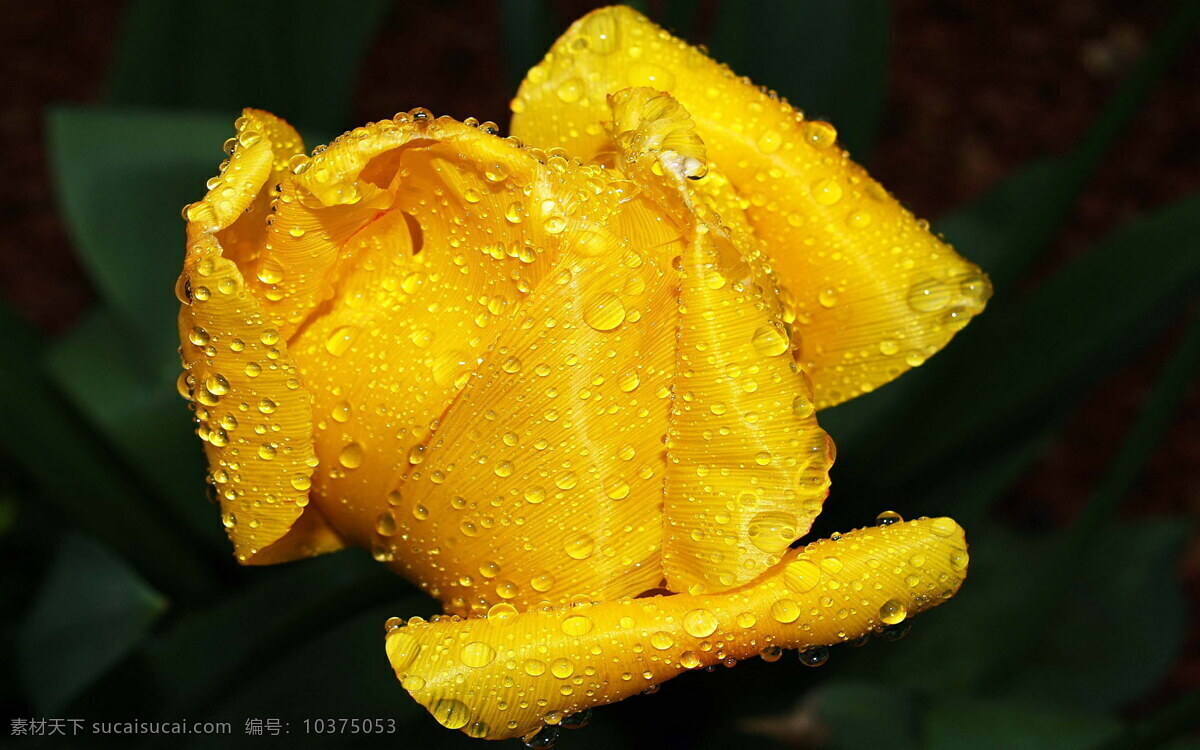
[386,516,968,740]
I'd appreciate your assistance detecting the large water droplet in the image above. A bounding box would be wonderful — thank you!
[582,292,626,331]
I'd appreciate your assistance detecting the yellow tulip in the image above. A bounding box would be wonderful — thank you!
[176,6,987,742]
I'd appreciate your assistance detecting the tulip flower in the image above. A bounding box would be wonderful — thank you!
[176,5,988,742]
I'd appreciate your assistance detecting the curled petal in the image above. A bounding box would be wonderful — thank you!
[178,109,340,563]
[511,6,991,408]
[603,89,833,594]
[387,517,968,740]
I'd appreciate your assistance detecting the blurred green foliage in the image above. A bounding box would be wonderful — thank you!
[2,0,1198,747]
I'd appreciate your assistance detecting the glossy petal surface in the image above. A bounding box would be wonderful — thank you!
[599,88,833,594]
[388,517,968,739]
[178,110,332,562]
[511,6,990,407]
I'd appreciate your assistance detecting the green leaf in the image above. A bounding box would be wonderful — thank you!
[145,551,413,717]
[18,534,167,713]
[937,156,1068,285]
[44,308,221,552]
[710,0,890,160]
[48,107,233,358]
[923,699,1120,750]
[195,604,424,747]
[813,681,920,750]
[107,0,392,134]
[501,0,554,93]
[0,301,217,600]
[1072,306,1200,538]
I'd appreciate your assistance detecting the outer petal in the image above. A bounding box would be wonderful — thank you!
[604,89,833,594]
[178,110,339,562]
[386,516,968,740]
[511,6,991,408]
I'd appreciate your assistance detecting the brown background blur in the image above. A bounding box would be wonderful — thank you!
[3,0,1198,706]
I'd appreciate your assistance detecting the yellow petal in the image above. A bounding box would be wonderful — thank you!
[270,114,676,582]
[511,6,991,408]
[178,235,327,562]
[602,88,833,594]
[179,110,340,563]
[387,516,968,740]
[180,108,304,278]
[386,166,680,613]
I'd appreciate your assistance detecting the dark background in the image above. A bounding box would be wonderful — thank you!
[1,1,1198,748]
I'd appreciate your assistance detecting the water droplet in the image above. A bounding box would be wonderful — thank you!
[188,327,210,346]
[550,658,574,678]
[555,471,578,490]
[523,658,547,676]
[879,598,908,625]
[339,442,363,469]
[791,394,815,419]
[431,698,471,729]
[582,292,626,331]
[460,641,496,668]
[561,615,593,636]
[605,478,630,500]
[751,321,790,357]
[949,549,969,572]
[819,556,843,574]
[496,580,520,599]
[683,608,719,638]
[812,178,843,206]
[205,373,230,396]
[332,401,352,422]
[375,510,397,536]
[556,78,584,103]
[484,163,509,182]
[907,279,951,313]
[560,709,592,730]
[770,598,800,623]
[650,631,674,650]
[875,510,903,526]
[564,532,595,560]
[760,645,783,663]
[880,621,912,641]
[802,120,837,149]
[799,646,829,667]
[325,325,358,356]
[784,558,821,593]
[525,485,546,504]
[582,9,620,54]
[748,511,799,553]
[930,517,959,537]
